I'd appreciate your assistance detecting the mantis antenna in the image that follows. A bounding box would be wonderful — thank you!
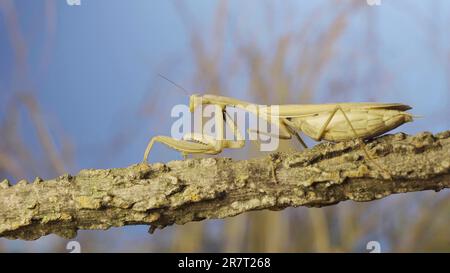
[157,73,191,96]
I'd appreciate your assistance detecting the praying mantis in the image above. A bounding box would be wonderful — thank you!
[143,93,415,178]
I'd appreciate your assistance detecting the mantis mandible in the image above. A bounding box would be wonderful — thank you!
[143,94,414,177]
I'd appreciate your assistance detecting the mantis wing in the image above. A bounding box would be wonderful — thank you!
[259,102,412,118]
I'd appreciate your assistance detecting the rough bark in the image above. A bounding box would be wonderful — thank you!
[0,131,449,240]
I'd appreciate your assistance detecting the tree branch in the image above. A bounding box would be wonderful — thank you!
[1,131,449,240]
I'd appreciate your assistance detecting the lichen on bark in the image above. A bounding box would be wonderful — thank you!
[0,130,449,240]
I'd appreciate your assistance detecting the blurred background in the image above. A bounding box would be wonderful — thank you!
[0,0,449,252]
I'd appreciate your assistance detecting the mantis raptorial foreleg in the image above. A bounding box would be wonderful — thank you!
[143,106,246,162]
[143,105,223,162]
[220,110,245,149]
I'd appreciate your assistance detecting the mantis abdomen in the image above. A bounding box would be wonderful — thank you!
[292,109,413,142]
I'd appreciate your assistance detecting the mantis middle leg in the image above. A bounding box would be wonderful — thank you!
[282,118,309,149]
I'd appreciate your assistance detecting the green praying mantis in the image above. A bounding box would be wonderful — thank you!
[142,91,415,178]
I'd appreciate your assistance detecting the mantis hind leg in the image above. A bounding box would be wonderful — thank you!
[316,105,392,179]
